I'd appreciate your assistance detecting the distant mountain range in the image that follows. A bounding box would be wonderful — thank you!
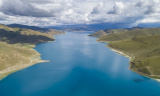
[47,23,135,32]
[47,22,160,32]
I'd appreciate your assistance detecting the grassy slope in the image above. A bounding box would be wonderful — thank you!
[0,24,55,79]
[89,29,128,36]
[98,28,160,42]
[88,30,108,37]
[0,42,44,79]
[98,28,160,79]
[47,29,65,35]
[89,27,145,37]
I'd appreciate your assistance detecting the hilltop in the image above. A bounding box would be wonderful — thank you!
[98,28,160,41]
[8,24,65,35]
[0,24,54,44]
[8,24,50,32]
[96,27,160,79]
[89,27,144,37]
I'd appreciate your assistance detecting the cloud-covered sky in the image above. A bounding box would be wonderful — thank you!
[0,0,159,26]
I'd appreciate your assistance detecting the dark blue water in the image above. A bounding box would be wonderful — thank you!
[0,32,160,96]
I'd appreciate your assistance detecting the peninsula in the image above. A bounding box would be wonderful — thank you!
[0,24,64,80]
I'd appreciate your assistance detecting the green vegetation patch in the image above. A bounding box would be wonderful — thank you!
[98,28,160,42]
[98,28,160,79]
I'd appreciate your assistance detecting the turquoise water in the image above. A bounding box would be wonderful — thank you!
[0,32,160,96]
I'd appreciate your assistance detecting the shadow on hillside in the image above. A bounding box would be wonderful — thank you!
[0,29,54,44]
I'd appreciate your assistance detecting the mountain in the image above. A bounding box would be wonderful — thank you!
[0,24,57,80]
[127,27,144,31]
[89,27,144,37]
[48,25,95,32]
[46,29,65,35]
[98,28,160,42]
[0,24,54,44]
[89,29,128,36]
[88,30,108,37]
[97,27,160,79]
[8,24,50,32]
[8,24,65,35]
[47,23,133,32]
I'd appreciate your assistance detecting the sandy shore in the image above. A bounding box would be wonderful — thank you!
[155,79,160,82]
[107,46,135,61]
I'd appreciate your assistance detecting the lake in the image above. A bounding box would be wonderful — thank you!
[0,32,160,96]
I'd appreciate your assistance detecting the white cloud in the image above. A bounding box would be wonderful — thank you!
[0,0,159,26]
[108,2,124,14]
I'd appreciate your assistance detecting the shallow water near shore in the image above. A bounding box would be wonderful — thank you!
[0,32,160,96]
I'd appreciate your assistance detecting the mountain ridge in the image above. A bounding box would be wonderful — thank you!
[89,27,146,37]
[8,24,65,35]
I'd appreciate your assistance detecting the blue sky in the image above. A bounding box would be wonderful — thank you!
[0,0,159,27]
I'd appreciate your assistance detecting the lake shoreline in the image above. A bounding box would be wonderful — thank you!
[98,40,160,82]
[0,46,49,80]
[0,31,65,81]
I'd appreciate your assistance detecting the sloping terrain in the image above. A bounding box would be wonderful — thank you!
[0,42,44,79]
[8,24,65,35]
[0,24,54,44]
[88,30,108,37]
[97,28,160,79]
[0,24,56,79]
[98,28,160,41]
[89,27,144,37]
